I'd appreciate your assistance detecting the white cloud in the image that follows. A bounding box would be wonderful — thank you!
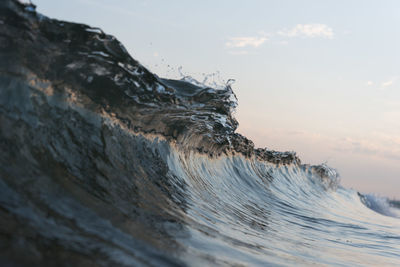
[366,81,373,86]
[225,36,268,48]
[278,24,334,39]
[381,79,394,88]
[225,24,333,49]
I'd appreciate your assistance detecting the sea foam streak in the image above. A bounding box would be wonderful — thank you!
[0,1,399,266]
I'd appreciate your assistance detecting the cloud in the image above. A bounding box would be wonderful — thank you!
[381,79,395,88]
[225,24,333,50]
[225,36,268,48]
[278,24,334,39]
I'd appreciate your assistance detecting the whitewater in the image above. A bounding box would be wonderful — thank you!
[0,1,399,266]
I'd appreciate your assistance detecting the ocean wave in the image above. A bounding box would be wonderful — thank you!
[0,1,399,266]
[359,193,400,218]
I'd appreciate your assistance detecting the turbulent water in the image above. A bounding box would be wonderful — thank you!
[0,1,399,266]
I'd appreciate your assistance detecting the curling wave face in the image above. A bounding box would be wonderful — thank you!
[0,1,399,266]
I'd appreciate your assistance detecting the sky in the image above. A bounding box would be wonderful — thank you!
[33,0,400,198]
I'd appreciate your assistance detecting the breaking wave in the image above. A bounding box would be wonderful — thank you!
[0,1,399,266]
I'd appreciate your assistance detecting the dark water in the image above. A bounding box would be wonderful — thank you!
[0,1,399,266]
